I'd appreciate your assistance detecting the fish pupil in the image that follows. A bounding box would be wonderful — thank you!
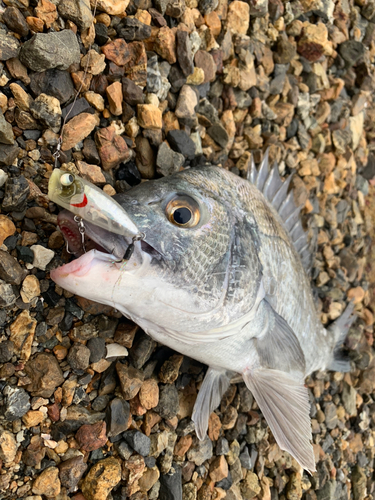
[173,207,191,225]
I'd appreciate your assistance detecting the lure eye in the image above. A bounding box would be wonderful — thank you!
[165,195,200,228]
[60,173,75,187]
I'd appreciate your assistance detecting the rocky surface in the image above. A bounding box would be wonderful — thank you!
[0,0,374,499]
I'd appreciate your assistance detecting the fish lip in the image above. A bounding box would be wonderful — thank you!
[50,249,118,280]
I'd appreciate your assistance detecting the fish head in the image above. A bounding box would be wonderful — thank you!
[51,167,263,342]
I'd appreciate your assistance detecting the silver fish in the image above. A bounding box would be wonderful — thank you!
[51,156,355,472]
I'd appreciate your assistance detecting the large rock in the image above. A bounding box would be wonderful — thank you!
[29,69,75,104]
[58,0,94,30]
[25,353,64,398]
[0,32,20,61]
[19,30,80,72]
[0,111,14,145]
[81,457,122,500]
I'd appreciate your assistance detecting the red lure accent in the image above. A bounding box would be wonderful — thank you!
[71,194,88,208]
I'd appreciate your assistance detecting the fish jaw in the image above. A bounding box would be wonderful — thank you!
[50,250,122,300]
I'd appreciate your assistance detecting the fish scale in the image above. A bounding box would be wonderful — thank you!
[51,162,355,473]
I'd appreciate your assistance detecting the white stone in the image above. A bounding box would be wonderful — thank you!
[30,245,55,271]
[0,169,8,188]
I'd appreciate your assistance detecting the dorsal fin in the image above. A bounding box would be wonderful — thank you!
[247,152,313,273]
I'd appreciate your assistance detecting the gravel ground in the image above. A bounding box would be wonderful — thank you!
[0,0,374,499]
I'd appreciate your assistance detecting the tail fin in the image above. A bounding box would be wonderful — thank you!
[327,302,356,372]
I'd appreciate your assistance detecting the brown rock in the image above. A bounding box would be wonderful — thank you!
[47,402,60,422]
[227,1,250,35]
[139,467,160,492]
[21,275,40,303]
[297,23,333,62]
[3,6,30,37]
[62,112,99,151]
[76,421,107,451]
[48,230,65,249]
[135,136,155,179]
[59,455,88,493]
[116,361,144,399]
[6,58,30,85]
[77,160,106,184]
[32,467,61,497]
[114,321,138,348]
[106,81,123,116]
[210,455,228,483]
[139,378,159,409]
[95,125,130,170]
[81,457,121,500]
[174,435,192,457]
[154,27,177,64]
[81,49,107,75]
[102,38,131,66]
[194,50,217,83]
[25,353,64,398]
[137,104,162,129]
[0,430,17,465]
[10,310,37,361]
[124,41,147,87]
[72,71,92,92]
[159,354,183,383]
[22,410,45,428]
[208,412,221,441]
[0,215,16,246]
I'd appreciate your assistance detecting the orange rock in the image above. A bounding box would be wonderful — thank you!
[81,49,106,75]
[25,16,44,32]
[102,38,130,66]
[106,81,123,116]
[35,0,58,28]
[95,125,131,170]
[143,411,162,436]
[208,412,222,441]
[174,435,192,457]
[154,27,176,64]
[204,12,221,37]
[347,286,365,304]
[0,215,16,246]
[61,113,99,151]
[22,410,45,428]
[227,0,249,35]
[139,378,159,410]
[209,455,228,483]
[137,104,162,129]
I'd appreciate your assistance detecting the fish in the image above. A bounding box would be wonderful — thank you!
[50,155,355,472]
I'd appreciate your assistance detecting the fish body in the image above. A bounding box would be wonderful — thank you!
[51,161,354,472]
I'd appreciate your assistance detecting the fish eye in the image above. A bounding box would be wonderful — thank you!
[60,173,75,187]
[165,195,200,228]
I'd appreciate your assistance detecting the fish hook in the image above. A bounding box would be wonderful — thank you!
[123,232,146,262]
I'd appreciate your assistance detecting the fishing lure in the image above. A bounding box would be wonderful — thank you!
[48,168,140,240]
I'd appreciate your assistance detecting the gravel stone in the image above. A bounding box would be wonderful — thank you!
[159,463,182,500]
[155,384,179,419]
[106,397,130,437]
[68,344,91,370]
[123,429,151,456]
[20,30,80,72]
[2,387,30,421]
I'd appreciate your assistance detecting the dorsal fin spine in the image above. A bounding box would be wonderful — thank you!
[246,150,312,273]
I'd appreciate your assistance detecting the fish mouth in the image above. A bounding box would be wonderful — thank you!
[55,209,161,270]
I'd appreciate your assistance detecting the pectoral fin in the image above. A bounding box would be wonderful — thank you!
[192,368,230,440]
[243,367,316,473]
[255,300,306,374]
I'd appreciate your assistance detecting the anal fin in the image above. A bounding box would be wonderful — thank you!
[192,368,230,440]
[243,367,316,473]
